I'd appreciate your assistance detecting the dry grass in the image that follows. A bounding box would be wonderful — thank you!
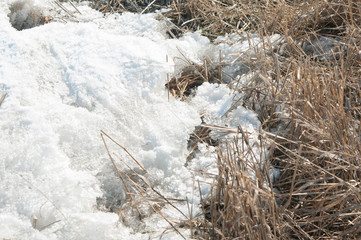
[169,0,361,239]
[165,0,264,38]
[166,57,222,100]
[263,59,361,238]
[0,93,7,108]
[90,0,173,14]
[192,136,282,239]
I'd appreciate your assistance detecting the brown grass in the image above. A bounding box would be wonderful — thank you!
[191,137,282,239]
[90,0,173,14]
[166,57,222,100]
[0,93,7,108]
[168,0,361,239]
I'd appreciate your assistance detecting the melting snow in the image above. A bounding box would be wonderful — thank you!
[0,1,276,239]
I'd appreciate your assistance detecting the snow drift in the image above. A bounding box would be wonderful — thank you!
[0,1,273,239]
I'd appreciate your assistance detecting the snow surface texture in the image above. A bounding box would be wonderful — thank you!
[0,1,277,239]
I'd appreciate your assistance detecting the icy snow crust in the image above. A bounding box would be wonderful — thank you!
[0,1,267,239]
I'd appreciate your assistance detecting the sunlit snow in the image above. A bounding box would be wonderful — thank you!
[0,1,274,239]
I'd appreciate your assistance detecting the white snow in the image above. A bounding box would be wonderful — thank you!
[0,1,277,239]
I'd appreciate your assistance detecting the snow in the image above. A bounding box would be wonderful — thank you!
[0,1,278,239]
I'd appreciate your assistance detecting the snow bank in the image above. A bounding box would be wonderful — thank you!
[0,1,276,239]
[0,3,203,238]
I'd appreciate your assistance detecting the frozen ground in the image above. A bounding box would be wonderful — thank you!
[0,1,277,239]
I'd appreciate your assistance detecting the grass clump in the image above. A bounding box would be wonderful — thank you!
[194,137,282,239]
[166,58,222,100]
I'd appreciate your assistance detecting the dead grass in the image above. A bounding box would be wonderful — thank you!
[0,93,7,108]
[172,0,267,37]
[168,0,361,239]
[166,57,222,100]
[263,57,361,238]
[191,137,283,239]
[90,0,173,14]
